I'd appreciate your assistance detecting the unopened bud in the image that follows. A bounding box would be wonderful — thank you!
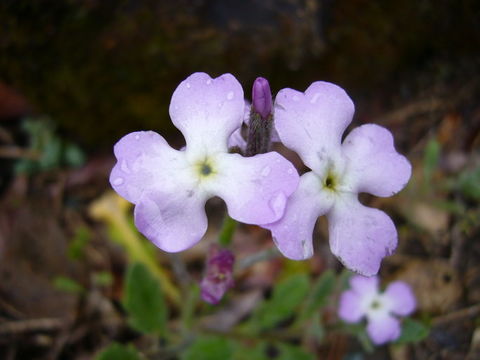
[252,77,273,120]
[200,245,235,305]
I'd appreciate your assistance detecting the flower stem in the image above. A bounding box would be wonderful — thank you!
[218,214,237,247]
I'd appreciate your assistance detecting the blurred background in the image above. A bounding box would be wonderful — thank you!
[0,0,479,359]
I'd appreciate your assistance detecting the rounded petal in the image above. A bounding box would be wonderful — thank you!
[263,172,334,260]
[227,128,247,151]
[211,151,299,225]
[338,290,365,323]
[384,281,416,316]
[274,81,354,173]
[169,72,244,153]
[110,131,186,204]
[366,314,401,345]
[134,189,208,253]
[342,124,412,197]
[350,275,379,297]
[328,195,397,276]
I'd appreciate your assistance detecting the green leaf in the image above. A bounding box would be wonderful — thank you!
[395,318,429,344]
[299,270,335,321]
[96,343,142,360]
[218,215,237,246]
[277,343,314,360]
[423,138,440,183]
[254,273,310,330]
[93,271,114,287]
[457,167,480,200]
[63,142,86,167]
[68,226,91,260]
[181,336,233,360]
[232,342,267,360]
[123,262,167,335]
[53,276,85,294]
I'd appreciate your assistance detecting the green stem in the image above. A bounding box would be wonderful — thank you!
[218,215,237,247]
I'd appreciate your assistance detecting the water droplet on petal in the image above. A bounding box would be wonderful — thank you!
[261,166,271,177]
[227,91,234,100]
[113,177,124,185]
[287,168,293,174]
[121,160,130,173]
[310,93,321,104]
[186,82,191,88]
[292,95,299,101]
[135,134,140,140]
[269,192,287,218]
[206,79,212,85]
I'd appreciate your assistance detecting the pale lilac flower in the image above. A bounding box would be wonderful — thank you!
[110,73,299,252]
[200,244,235,304]
[265,82,411,276]
[339,275,416,345]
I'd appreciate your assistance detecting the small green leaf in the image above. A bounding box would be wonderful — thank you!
[53,276,85,294]
[300,270,335,321]
[123,262,167,335]
[277,343,315,360]
[96,343,142,360]
[423,138,440,183]
[181,336,233,360]
[254,273,310,330]
[93,271,114,287]
[395,318,429,344]
[457,167,480,201]
[63,142,86,167]
[68,226,91,260]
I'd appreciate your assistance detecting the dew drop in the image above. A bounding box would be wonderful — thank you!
[287,168,294,174]
[227,91,234,100]
[269,192,287,218]
[113,177,124,185]
[186,82,191,88]
[310,93,321,104]
[292,95,299,101]
[261,166,271,177]
[206,79,212,85]
[121,160,130,173]
[135,134,140,140]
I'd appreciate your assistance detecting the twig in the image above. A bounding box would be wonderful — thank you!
[432,303,480,326]
[0,146,40,160]
[235,247,281,272]
[0,318,65,335]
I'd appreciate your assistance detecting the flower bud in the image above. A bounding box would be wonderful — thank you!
[252,77,273,120]
[200,244,235,304]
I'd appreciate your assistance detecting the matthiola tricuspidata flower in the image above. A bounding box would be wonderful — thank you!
[200,245,235,304]
[110,72,299,252]
[339,275,416,345]
[265,81,411,276]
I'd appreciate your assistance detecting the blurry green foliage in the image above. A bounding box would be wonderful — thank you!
[181,336,233,360]
[53,276,85,294]
[299,269,335,322]
[395,318,430,344]
[96,343,143,360]
[457,167,480,201]
[15,116,85,174]
[250,273,310,331]
[423,138,441,185]
[123,262,167,336]
[68,226,91,260]
[93,271,114,287]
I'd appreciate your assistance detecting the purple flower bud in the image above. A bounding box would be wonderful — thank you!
[252,77,273,120]
[200,244,235,305]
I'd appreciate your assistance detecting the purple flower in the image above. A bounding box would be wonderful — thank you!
[200,245,235,304]
[264,81,411,276]
[110,73,299,252]
[252,77,273,120]
[338,275,416,345]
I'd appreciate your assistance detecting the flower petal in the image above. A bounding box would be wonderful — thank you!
[384,281,416,316]
[274,81,354,173]
[169,72,244,153]
[227,128,247,151]
[366,314,401,345]
[263,172,334,260]
[342,124,412,197]
[110,131,186,204]
[338,290,365,323]
[211,151,299,225]
[134,189,208,253]
[328,195,397,276]
[350,275,379,297]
